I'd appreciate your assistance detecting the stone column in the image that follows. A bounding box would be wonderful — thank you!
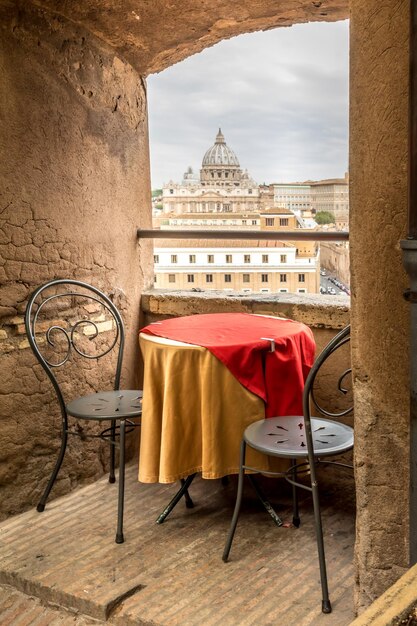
[350,0,410,611]
[0,4,153,517]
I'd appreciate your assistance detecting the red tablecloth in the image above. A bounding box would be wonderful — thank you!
[140,313,315,418]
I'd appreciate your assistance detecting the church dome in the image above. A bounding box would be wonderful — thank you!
[202,129,240,167]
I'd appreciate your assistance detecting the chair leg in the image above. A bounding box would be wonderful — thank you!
[222,440,246,562]
[291,459,300,528]
[311,475,332,613]
[109,420,116,484]
[37,427,68,512]
[115,419,126,544]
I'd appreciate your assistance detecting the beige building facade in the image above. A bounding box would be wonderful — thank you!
[154,208,319,294]
[273,174,349,229]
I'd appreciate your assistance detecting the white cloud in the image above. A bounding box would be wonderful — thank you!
[147,20,349,188]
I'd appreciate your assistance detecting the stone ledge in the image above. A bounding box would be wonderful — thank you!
[141,289,350,329]
[350,564,417,625]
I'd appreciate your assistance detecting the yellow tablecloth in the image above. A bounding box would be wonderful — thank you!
[138,332,287,483]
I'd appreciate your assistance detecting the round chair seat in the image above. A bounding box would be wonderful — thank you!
[67,390,143,420]
[244,415,354,458]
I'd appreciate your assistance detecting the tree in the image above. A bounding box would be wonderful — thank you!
[315,211,335,225]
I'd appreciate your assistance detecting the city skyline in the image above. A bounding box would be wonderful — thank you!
[147,20,349,189]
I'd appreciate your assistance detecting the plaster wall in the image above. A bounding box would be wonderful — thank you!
[0,4,153,518]
[350,0,410,610]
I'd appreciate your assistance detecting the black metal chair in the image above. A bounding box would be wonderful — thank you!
[222,324,353,614]
[25,278,142,544]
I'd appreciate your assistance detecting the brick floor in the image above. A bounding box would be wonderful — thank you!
[0,465,355,625]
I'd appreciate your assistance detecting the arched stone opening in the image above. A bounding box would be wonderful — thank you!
[0,0,411,614]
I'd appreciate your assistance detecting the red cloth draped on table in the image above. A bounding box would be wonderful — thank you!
[140,313,315,418]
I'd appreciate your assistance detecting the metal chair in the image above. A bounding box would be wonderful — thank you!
[25,278,142,544]
[222,325,353,614]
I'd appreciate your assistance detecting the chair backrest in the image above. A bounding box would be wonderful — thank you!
[303,324,352,422]
[25,279,125,416]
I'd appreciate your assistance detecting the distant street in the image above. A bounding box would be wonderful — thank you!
[320,270,350,296]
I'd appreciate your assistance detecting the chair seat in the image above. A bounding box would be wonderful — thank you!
[66,390,143,420]
[244,415,354,458]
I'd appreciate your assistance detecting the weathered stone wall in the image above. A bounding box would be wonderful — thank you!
[350,0,410,610]
[0,4,153,518]
[21,0,349,75]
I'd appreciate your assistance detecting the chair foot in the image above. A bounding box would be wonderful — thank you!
[292,516,300,528]
[115,533,124,544]
[322,600,332,614]
[36,503,45,513]
[109,475,116,484]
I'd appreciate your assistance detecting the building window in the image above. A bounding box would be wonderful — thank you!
[169,189,174,194]
[242,274,250,283]
[224,274,232,283]
[171,255,177,263]
[262,254,269,263]
[154,254,159,264]
[280,254,287,263]
[260,288,270,293]
[280,218,289,226]
[266,218,275,226]
[189,254,196,263]
[244,254,251,263]
[206,274,213,283]
[261,274,269,283]
[248,189,253,194]
[298,274,305,282]
[207,254,214,263]
[279,288,288,293]
[280,274,287,283]
[226,254,233,263]
[168,274,176,283]
[154,275,157,283]
[297,288,307,293]
[187,274,194,283]
[251,220,257,225]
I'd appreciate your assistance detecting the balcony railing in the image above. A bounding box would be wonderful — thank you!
[137,229,349,241]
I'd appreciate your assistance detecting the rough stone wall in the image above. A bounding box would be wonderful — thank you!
[24,0,349,75]
[0,4,153,518]
[350,0,410,610]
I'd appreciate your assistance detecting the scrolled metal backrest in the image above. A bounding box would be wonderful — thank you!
[303,325,352,422]
[25,279,125,414]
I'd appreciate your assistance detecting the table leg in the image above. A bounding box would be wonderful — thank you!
[181,478,195,509]
[247,475,283,527]
[156,473,197,524]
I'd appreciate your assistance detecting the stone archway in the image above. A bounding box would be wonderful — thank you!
[0,0,411,614]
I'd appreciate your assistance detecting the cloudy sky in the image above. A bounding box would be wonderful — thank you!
[147,20,349,189]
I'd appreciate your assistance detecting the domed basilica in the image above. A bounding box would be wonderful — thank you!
[162,129,259,214]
